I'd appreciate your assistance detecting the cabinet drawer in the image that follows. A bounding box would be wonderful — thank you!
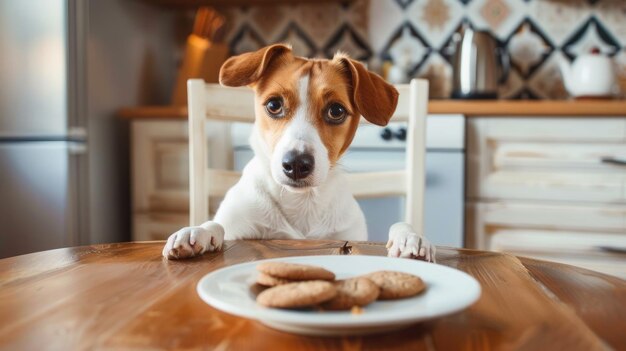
[466,201,626,279]
[468,118,626,203]
[132,121,189,213]
[131,120,232,213]
[491,231,626,279]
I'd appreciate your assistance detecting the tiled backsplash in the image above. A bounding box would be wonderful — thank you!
[219,0,626,99]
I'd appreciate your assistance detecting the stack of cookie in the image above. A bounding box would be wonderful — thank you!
[255,262,426,311]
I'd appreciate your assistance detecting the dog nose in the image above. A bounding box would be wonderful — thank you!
[282,151,314,180]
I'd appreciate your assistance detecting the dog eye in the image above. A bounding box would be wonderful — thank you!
[265,98,284,118]
[325,103,347,124]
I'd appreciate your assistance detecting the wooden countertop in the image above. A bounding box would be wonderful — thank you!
[428,99,626,116]
[118,100,626,119]
[1,240,625,349]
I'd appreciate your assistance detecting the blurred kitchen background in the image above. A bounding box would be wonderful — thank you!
[0,0,625,278]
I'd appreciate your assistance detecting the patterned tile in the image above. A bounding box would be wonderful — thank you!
[615,50,626,98]
[498,68,524,99]
[344,0,369,40]
[230,24,265,55]
[250,6,288,42]
[296,3,343,48]
[415,53,453,98]
[562,17,620,59]
[527,51,569,100]
[479,0,510,30]
[596,0,626,46]
[381,22,431,75]
[221,0,626,99]
[512,88,540,100]
[220,8,246,45]
[616,50,626,75]
[529,0,590,46]
[368,0,406,52]
[324,24,372,61]
[394,0,415,10]
[276,23,317,58]
[506,18,554,78]
[408,0,464,49]
[467,0,526,39]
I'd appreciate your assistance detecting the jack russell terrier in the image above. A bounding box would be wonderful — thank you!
[162,44,436,262]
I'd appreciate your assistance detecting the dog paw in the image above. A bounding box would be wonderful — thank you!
[162,222,224,259]
[386,231,436,263]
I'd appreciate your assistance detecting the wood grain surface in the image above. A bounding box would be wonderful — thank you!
[0,240,624,350]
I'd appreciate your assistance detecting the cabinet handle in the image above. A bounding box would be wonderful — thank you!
[597,246,626,254]
[601,157,626,166]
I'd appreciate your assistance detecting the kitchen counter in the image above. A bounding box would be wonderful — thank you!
[118,100,626,119]
[428,99,626,116]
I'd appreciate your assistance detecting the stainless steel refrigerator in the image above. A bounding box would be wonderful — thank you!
[0,0,90,258]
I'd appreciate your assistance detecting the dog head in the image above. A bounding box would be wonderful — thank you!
[219,44,398,192]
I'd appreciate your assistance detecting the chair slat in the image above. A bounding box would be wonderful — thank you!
[405,79,428,232]
[390,85,410,122]
[189,80,209,226]
[206,169,242,197]
[347,171,406,198]
[203,84,411,123]
[204,84,255,123]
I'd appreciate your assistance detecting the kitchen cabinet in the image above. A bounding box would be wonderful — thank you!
[131,120,229,240]
[466,117,626,279]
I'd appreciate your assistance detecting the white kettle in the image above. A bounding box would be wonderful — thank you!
[558,49,617,98]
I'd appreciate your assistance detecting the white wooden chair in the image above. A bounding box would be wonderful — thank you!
[187,78,429,236]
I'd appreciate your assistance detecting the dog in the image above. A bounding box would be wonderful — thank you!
[162,44,435,262]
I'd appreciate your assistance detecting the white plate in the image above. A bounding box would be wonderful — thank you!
[197,255,481,336]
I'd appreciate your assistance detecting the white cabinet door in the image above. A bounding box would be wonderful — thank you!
[131,120,232,213]
[132,120,189,213]
[467,118,626,203]
[466,201,626,279]
[131,120,231,240]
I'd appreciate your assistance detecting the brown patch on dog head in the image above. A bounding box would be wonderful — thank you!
[334,53,399,126]
[219,44,293,87]
[307,60,361,165]
[251,56,309,152]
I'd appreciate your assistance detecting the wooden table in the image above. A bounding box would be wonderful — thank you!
[1,240,625,350]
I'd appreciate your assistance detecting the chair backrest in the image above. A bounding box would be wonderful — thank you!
[187,78,429,234]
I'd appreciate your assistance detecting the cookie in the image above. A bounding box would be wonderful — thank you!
[366,271,426,300]
[256,262,335,281]
[256,281,337,308]
[256,272,295,287]
[321,277,380,310]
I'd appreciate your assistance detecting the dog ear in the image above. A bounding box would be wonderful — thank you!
[337,56,399,126]
[219,44,292,87]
